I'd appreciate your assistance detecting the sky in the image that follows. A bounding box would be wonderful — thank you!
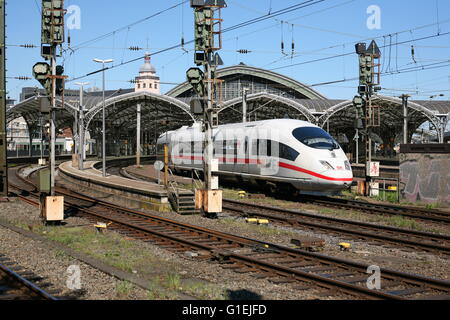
[5,0,450,104]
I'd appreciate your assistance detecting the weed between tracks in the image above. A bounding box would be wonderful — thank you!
[221,188,447,235]
[116,280,134,298]
[28,224,227,300]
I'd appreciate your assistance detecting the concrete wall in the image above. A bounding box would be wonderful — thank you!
[399,148,450,205]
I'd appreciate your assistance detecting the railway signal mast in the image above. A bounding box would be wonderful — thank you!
[32,0,66,222]
[353,41,381,196]
[187,0,226,216]
[0,1,7,197]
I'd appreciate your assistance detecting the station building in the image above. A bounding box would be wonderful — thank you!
[7,56,450,163]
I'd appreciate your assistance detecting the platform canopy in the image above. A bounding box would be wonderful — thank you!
[316,95,450,144]
[7,95,79,136]
[82,91,195,156]
[7,64,450,157]
[167,64,449,140]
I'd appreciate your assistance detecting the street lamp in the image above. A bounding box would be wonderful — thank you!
[93,58,113,177]
[75,82,89,171]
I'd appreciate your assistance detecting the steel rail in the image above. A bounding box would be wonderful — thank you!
[223,199,450,255]
[301,196,450,224]
[0,263,57,300]
[8,165,450,300]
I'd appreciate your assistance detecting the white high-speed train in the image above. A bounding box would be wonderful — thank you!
[157,119,353,195]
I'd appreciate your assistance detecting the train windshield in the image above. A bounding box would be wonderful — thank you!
[292,127,339,150]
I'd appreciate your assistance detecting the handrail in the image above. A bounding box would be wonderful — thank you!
[167,168,180,212]
[191,169,203,192]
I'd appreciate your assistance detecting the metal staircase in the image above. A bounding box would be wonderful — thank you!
[166,168,202,215]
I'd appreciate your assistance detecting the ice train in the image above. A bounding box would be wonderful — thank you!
[157,119,353,195]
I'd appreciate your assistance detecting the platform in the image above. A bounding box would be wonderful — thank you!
[124,164,195,186]
[58,161,172,212]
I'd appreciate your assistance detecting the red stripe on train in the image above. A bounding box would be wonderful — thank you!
[278,162,353,182]
[172,155,353,182]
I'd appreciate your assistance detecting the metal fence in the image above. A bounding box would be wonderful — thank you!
[368,177,400,202]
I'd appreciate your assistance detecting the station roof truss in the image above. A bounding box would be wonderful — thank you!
[167,64,328,103]
[83,91,195,139]
[7,96,78,131]
[317,95,449,139]
[7,65,450,145]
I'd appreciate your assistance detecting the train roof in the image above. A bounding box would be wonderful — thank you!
[172,119,319,133]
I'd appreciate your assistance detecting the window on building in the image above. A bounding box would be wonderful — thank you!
[137,84,141,89]
[143,83,146,88]
[149,83,152,89]
[155,83,158,89]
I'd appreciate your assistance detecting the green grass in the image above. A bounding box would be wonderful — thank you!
[386,215,420,230]
[33,225,231,300]
[116,281,134,297]
[375,191,399,203]
[183,281,226,300]
[425,203,439,210]
[165,273,181,290]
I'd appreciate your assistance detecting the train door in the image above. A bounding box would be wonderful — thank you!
[233,127,248,174]
[240,136,250,174]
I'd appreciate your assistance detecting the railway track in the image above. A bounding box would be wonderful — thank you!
[120,163,450,225]
[300,196,450,224]
[0,255,57,300]
[7,166,450,300]
[116,165,450,255]
[223,199,450,257]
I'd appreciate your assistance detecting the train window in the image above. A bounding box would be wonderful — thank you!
[293,127,339,150]
[279,143,299,161]
[252,140,258,156]
[257,140,299,162]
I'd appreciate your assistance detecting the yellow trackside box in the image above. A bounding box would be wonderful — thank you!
[195,189,223,213]
[195,189,203,210]
[45,196,64,221]
[204,190,222,213]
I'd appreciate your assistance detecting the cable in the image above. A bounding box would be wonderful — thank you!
[67,0,328,83]
[70,1,189,52]
[228,0,361,39]
[223,0,327,33]
[395,33,399,73]
[308,60,450,87]
[270,30,450,71]
[121,28,130,64]
[33,0,41,15]
[271,18,450,67]
[387,34,392,73]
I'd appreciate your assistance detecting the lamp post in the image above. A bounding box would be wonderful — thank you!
[75,82,89,170]
[93,58,113,177]
[400,94,410,145]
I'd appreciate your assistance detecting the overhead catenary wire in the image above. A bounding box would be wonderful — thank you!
[308,59,450,88]
[269,18,450,68]
[270,30,450,72]
[67,0,329,83]
[223,0,327,33]
[70,1,190,52]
